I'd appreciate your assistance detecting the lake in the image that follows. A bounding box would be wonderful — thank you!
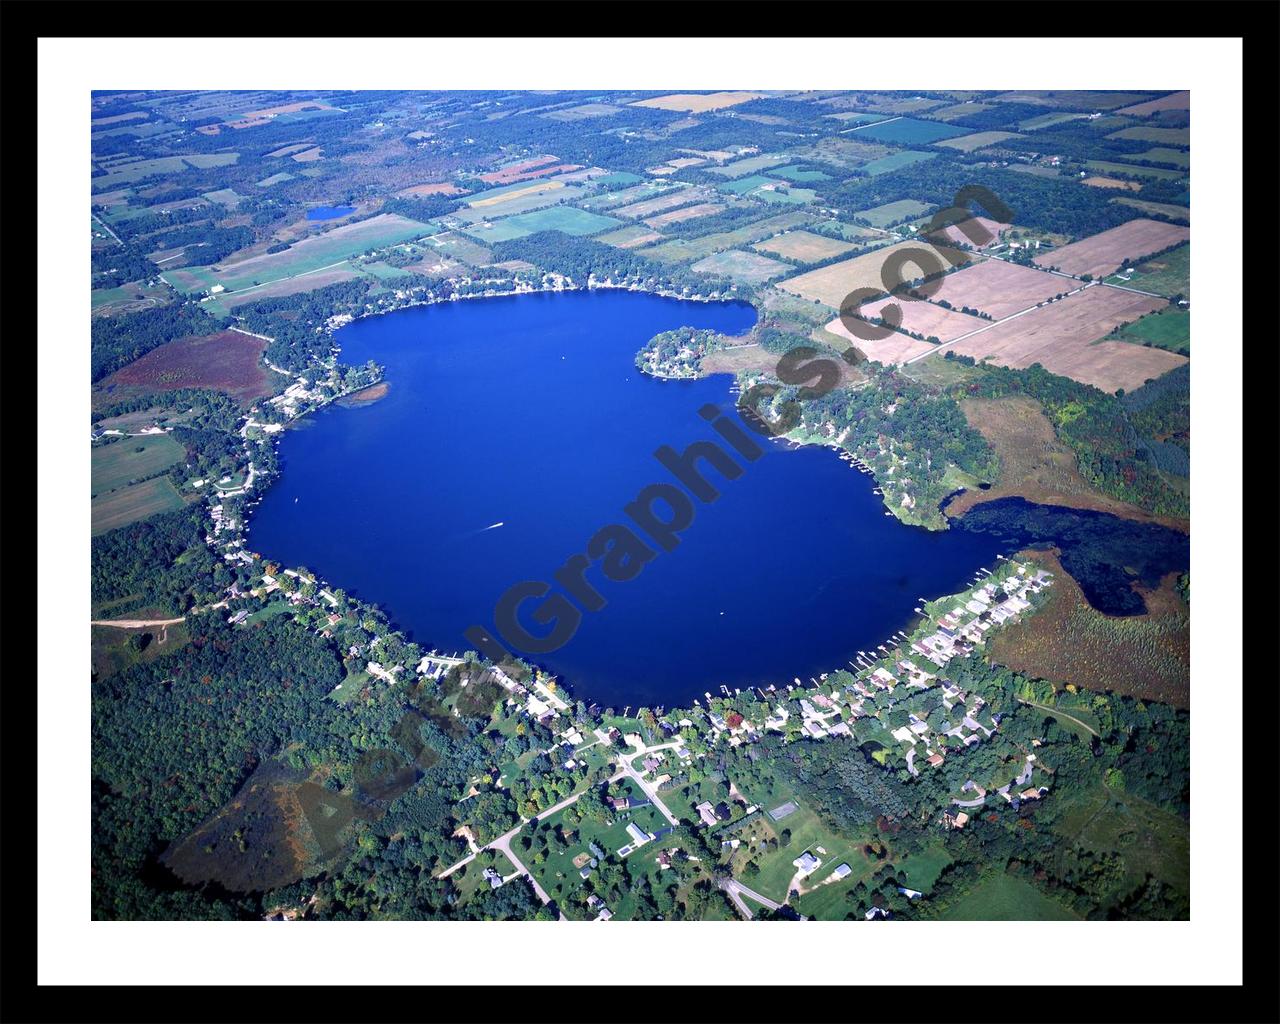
[306,205,357,221]
[247,290,1189,708]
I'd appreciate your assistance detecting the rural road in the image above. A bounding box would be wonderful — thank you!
[719,878,783,920]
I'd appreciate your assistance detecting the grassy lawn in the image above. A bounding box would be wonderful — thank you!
[243,600,295,626]
[937,872,1080,920]
[330,668,371,703]
[895,843,954,892]
[1106,243,1190,299]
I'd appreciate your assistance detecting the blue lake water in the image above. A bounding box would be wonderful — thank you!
[247,290,1189,708]
[306,205,357,221]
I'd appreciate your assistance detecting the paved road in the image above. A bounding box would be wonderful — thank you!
[719,878,783,920]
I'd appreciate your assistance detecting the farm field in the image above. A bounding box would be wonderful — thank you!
[201,187,247,207]
[706,153,792,178]
[164,213,435,294]
[849,294,984,343]
[818,220,889,242]
[1106,243,1190,298]
[454,184,589,223]
[716,175,784,197]
[1131,147,1190,169]
[854,198,933,228]
[214,265,365,313]
[615,188,712,219]
[91,153,240,192]
[462,205,621,243]
[857,96,945,115]
[1085,160,1184,181]
[776,238,972,309]
[937,872,1079,921]
[994,90,1153,110]
[928,259,1069,319]
[92,434,187,497]
[99,330,275,404]
[1107,126,1190,146]
[1105,307,1190,355]
[1019,111,1089,130]
[1033,219,1190,279]
[1116,90,1190,116]
[644,203,725,229]
[793,136,891,170]
[255,171,295,188]
[91,475,187,536]
[631,91,766,112]
[690,249,790,285]
[849,119,967,147]
[1110,198,1189,223]
[595,224,664,249]
[636,210,815,264]
[935,130,1024,153]
[945,284,1184,393]
[396,181,467,198]
[820,318,937,365]
[858,150,937,176]
[578,180,684,211]
[929,101,996,121]
[771,165,832,182]
[925,216,1010,248]
[464,178,568,209]
[824,111,890,125]
[1082,176,1142,191]
[751,230,857,263]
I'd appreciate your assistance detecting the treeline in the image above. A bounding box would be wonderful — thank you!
[91,505,217,617]
[91,304,219,381]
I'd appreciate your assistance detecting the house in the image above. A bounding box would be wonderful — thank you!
[792,851,821,876]
[596,908,613,921]
[865,906,889,920]
[694,801,718,827]
[927,753,945,768]
[897,887,923,899]
[951,812,969,829]
[642,755,661,771]
[830,863,852,880]
[625,822,652,846]
[656,850,672,869]
[482,867,503,890]
[608,796,631,812]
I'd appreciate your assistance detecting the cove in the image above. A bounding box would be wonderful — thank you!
[247,290,1189,709]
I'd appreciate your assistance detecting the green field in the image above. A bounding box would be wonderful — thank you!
[92,435,186,497]
[165,214,436,294]
[937,872,1080,920]
[1106,243,1190,298]
[256,172,295,188]
[460,205,621,243]
[1018,111,1090,131]
[855,198,934,228]
[1110,197,1190,224]
[1107,307,1190,355]
[691,249,790,284]
[636,210,816,264]
[772,165,833,183]
[1107,126,1190,146]
[859,150,938,176]
[707,153,792,178]
[852,118,967,146]
[91,153,240,192]
[1131,147,1189,169]
[91,476,186,535]
[717,175,785,196]
[1085,160,1185,182]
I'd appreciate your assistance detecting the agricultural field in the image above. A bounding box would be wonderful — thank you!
[1082,176,1142,191]
[853,198,933,228]
[988,550,1189,705]
[614,188,712,219]
[1130,147,1190,169]
[462,205,620,243]
[994,90,1154,110]
[850,118,968,146]
[164,213,435,295]
[256,172,294,188]
[630,91,767,112]
[1106,243,1190,298]
[92,434,187,497]
[928,259,1069,319]
[857,95,946,115]
[1116,91,1190,116]
[791,136,892,170]
[823,111,890,124]
[98,330,275,404]
[771,165,833,183]
[929,101,996,121]
[935,130,1025,153]
[644,203,725,229]
[945,284,1184,393]
[636,210,815,264]
[925,216,1010,248]
[1104,307,1190,355]
[214,265,365,314]
[464,178,569,209]
[90,153,240,192]
[751,230,857,263]
[1107,126,1190,146]
[820,318,938,365]
[858,150,937,176]
[396,181,467,198]
[454,184,588,222]
[1019,111,1090,130]
[690,249,790,285]
[848,293,984,343]
[595,224,664,249]
[706,153,792,178]
[91,475,187,536]
[1084,160,1185,182]
[776,238,972,310]
[716,174,785,197]
[1033,219,1190,279]
[817,220,889,242]
[1110,197,1190,224]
